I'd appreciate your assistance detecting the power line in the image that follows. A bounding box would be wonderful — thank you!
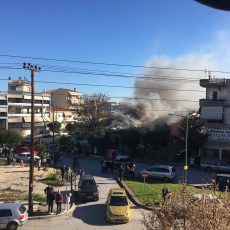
[0,54,208,72]
[0,77,205,92]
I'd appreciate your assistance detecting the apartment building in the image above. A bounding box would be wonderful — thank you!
[199,78,230,163]
[0,94,7,129]
[49,88,82,127]
[7,77,51,136]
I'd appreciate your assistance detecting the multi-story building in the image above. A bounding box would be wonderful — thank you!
[48,88,82,127]
[0,94,7,129]
[7,77,51,136]
[199,78,230,163]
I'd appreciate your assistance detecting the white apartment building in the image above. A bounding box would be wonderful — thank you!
[0,94,7,129]
[7,77,51,136]
[199,78,230,163]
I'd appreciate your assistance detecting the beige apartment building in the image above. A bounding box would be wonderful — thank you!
[7,77,51,136]
[48,88,83,127]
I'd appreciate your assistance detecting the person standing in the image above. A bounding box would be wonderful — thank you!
[55,190,63,215]
[44,184,53,205]
[66,191,72,211]
[38,158,42,171]
[47,191,55,214]
[61,166,66,181]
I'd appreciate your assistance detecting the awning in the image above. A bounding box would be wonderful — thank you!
[8,94,23,98]
[63,112,72,117]
[24,95,31,100]
[68,91,80,96]
[8,117,22,123]
[34,96,43,100]
[43,96,50,100]
[23,116,44,123]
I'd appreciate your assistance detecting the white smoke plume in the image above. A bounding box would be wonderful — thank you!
[114,53,217,129]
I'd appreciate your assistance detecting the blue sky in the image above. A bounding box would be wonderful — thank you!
[1,0,230,103]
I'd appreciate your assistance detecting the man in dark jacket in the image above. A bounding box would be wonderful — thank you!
[47,191,55,214]
[44,184,53,205]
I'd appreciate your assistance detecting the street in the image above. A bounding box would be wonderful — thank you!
[20,157,146,230]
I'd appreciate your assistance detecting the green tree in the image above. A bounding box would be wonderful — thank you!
[47,121,61,132]
[65,123,77,134]
[0,129,22,149]
[143,123,170,149]
[120,128,142,157]
[177,114,207,157]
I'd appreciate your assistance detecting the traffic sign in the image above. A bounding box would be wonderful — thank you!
[141,173,148,179]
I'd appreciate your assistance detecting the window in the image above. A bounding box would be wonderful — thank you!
[156,168,169,173]
[213,92,217,100]
[0,209,12,217]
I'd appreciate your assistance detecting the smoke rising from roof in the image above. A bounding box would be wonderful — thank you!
[114,53,216,129]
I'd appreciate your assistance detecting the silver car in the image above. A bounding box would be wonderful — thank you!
[0,203,28,230]
[141,165,176,181]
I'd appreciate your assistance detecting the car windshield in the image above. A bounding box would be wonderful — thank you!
[109,196,128,206]
[82,180,96,186]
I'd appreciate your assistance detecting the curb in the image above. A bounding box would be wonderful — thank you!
[29,204,76,220]
[115,177,154,211]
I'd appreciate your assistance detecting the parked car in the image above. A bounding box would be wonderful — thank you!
[200,160,230,173]
[215,173,230,191]
[141,165,176,181]
[106,188,131,223]
[78,174,99,202]
[15,152,40,163]
[0,203,28,230]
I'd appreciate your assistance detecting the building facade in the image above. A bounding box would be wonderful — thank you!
[7,77,51,136]
[49,88,82,127]
[199,78,230,163]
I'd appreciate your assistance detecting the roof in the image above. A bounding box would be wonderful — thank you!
[50,88,81,93]
[0,203,21,208]
[111,188,126,196]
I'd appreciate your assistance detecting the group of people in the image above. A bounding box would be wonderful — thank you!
[44,185,72,215]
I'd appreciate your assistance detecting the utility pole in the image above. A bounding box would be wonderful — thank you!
[23,63,41,214]
[52,106,55,157]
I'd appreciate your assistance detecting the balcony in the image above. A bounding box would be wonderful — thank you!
[199,98,230,106]
[200,79,230,88]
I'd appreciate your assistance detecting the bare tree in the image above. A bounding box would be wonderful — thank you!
[74,93,112,135]
[142,185,230,230]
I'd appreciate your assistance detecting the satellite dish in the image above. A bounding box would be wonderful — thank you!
[195,0,230,11]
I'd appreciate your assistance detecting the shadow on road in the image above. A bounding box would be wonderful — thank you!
[73,203,110,226]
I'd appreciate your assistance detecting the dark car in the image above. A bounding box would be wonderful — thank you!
[78,174,99,202]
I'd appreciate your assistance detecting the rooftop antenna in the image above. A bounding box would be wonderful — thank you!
[208,71,211,80]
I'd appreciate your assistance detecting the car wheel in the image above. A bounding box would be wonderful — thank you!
[7,222,18,230]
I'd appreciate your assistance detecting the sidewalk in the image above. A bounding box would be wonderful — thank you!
[24,190,77,219]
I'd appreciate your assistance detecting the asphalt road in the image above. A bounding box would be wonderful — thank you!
[20,157,146,230]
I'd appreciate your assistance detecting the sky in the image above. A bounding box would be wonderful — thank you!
[1,0,230,108]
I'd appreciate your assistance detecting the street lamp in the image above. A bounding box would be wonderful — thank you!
[168,112,199,183]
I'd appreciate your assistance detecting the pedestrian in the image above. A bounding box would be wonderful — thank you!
[55,190,63,215]
[44,184,53,205]
[12,156,16,166]
[66,191,72,211]
[118,164,123,181]
[19,159,24,168]
[38,158,41,171]
[47,190,55,214]
[61,166,66,181]
[162,187,172,202]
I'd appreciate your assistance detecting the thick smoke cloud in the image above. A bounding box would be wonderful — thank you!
[114,53,216,129]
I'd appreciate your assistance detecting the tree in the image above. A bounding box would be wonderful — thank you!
[120,128,142,157]
[177,114,207,157]
[47,121,61,132]
[143,124,170,149]
[74,93,112,136]
[0,129,22,149]
[65,123,77,134]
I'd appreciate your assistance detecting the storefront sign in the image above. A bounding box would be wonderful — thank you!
[206,127,230,142]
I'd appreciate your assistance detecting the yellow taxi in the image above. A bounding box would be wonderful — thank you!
[106,188,131,223]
